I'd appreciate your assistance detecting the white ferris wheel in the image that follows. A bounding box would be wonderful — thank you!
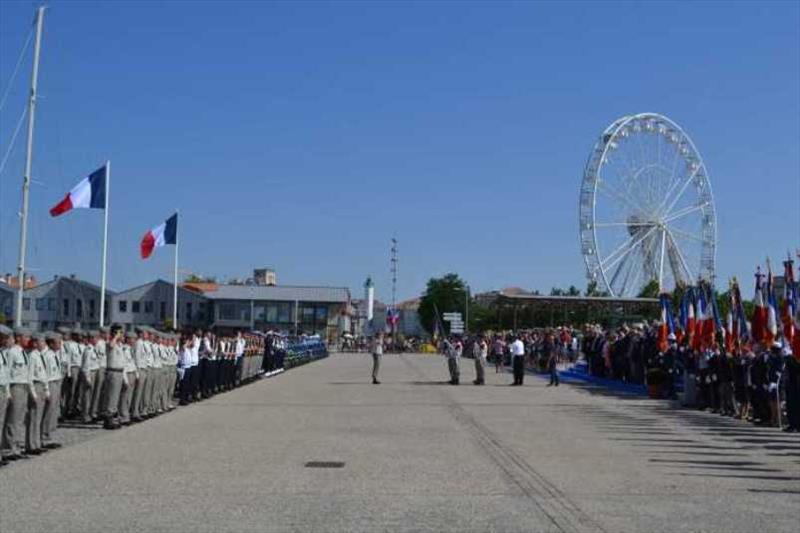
[579,113,717,297]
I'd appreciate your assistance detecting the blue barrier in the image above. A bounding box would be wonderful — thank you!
[527,361,649,396]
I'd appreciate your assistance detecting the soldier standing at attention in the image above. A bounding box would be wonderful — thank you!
[370,332,383,385]
[90,327,109,422]
[41,332,64,449]
[26,333,50,454]
[80,331,101,424]
[473,334,487,385]
[118,331,138,426]
[0,325,13,466]
[131,328,149,422]
[63,329,83,418]
[148,330,163,416]
[100,326,127,430]
[4,328,34,460]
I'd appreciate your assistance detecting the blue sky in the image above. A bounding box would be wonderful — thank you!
[1,0,798,302]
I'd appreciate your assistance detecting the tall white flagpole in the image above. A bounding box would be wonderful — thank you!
[14,6,45,327]
[173,210,179,330]
[99,160,110,327]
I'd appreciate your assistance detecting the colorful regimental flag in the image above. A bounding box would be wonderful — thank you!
[657,293,676,353]
[49,165,107,217]
[679,287,695,346]
[751,267,768,343]
[765,263,780,346]
[140,213,178,259]
[783,255,796,347]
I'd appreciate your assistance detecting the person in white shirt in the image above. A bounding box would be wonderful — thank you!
[370,332,383,385]
[510,335,526,386]
[445,337,462,385]
[234,332,245,387]
[473,334,488,386]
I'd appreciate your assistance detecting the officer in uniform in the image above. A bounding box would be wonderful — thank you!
[131,327,150,422]
[783,345,800,432]
[101,325,127,430]
[4,328,34,459]
[41,332,64,449]
[148,329,163,416]
[63,329,84,418]
[90,327,109,422]
[166,334,178,409]
[26,333,50,454]
[0,324,13,466]
[118,331,138,426]
[79,331,101,424]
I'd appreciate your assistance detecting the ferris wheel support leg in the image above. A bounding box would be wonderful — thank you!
[658,228,667,292]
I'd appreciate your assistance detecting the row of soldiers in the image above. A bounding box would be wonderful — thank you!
[1,324,275,466]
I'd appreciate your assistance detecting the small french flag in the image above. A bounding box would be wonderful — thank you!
[141,213,178,259]
[49,165,107,217]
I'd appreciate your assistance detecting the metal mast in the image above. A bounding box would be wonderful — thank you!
[14,6,45,327]
[390,236,398,311]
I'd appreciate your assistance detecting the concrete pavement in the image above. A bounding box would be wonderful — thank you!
[1,352,798,533]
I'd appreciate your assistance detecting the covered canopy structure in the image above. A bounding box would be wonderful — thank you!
[485,292,660,329]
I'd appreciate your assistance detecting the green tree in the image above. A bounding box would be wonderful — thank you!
[418,273,468,335]
[550,287,565,296]
[585,280,610,297]
[566,285,580,297]
[638,279,661,298]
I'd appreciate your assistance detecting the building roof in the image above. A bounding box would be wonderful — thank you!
[495,293,658,304]
[25,276,116,296]
[115,279,206,299]
[203,284,350,303]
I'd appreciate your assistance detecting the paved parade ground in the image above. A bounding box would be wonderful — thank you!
[2,353,798,533]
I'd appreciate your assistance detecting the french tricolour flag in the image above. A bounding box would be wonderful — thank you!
[49,165,107,217]
[141,213,178,259]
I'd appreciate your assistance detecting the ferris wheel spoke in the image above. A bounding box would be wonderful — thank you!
[667,225,705,244]
[658,229,667,291]
[665,227,695,282]
[658,164,701,218]
[663,203,707,224]
[596,178,646,215]
[601,225,658,272]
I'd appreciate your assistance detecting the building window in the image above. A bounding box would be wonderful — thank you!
[266,305,277,323]
[220,303,236,320]
[35,298,45,311]
[145,301,154,314]
[186,302,193,320]
[47,298,55,311]
[278,302,291,324]
[63,299,70,317]
[316,306,328,326]
[160,301,166,320]
[23,298,31,311]
[119,300,127,313]
[76,299,83,319]
[301,306,315,324]
[89,299,96,318]
[132,301,140,313]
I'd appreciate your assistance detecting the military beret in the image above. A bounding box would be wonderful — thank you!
[72,328,85,336]
[57,326,72,335]
[135,326,149,333]
[88,330,100,337]
[0,324,13,336]
[32,332,45,341]
[99,326,110,334]
[44,331,58,340]
[126,331,138,340]
[14,326,32,336]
